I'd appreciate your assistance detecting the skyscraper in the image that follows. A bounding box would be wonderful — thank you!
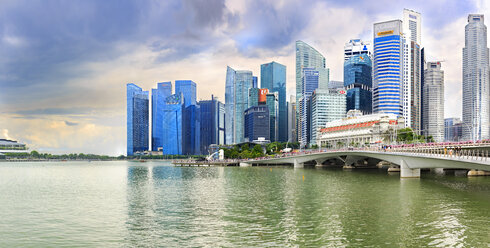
[445,118,463,141]
[462,14,489,141]
[344,39,372,61]
[175,80,200,154]
[423,62,444,142]
[127,83,149,156]
[288,95,297,143]
[299,68,320,147]
[175,80,196,108]
[151,82,172,151]
[244,106,270,142]
[198,95,225,154]
[225,66,254,144]
[403,9,422,133]
[344,54,372,114]
[310,88,347,145]
[162,93,184,155]
[261,61,287,142]
[266,92,279,142]
[373,20,405,117]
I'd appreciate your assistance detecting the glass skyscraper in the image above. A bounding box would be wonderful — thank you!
[373,20,405,116]
[175,80,196,107]
[344,54,372,114]
[261,61,287,142]
[127,83,149,156]
[423,62,444,142]
[175,80,200,155]
[462,14,489,141]
[266,92,279,142]
[225,66,254,144]
[151,82,172,151]
[299,68,319,147]
[296,41,329,106]
[198,95,225,155]
[310,88,347,146]
[244,106,270,142]
[162,93,184,155]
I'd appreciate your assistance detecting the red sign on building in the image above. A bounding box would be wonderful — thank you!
[259,88,269,103]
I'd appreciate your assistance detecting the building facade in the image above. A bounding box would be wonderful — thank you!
[462,14,489,141]
[423,62,445,142]
[288,95,297,142]
[244,106,270,142]
[175,80,200,155]
[299,68,320,147]
[318,112,405,148]
[225,66,254,144]
[261,61,287,142]
[127,83,149,156]
[266,92,279,142]
[373,20,405,117]
[310,88,347,145]
[151,82,172,151]
[162,93,184,155]
[444,118,463,142]
[344,54,372,114]
[198,95,225,155]
[296,40,329,107]
[344,39,372,61]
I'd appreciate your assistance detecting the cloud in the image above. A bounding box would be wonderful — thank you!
[2,129,12,140]
[64,121,79,126]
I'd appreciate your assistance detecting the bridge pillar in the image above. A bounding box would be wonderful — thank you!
[315,159,327,168]
[294,159,304,168]
[239,162,251,167]
[400,160,420,178]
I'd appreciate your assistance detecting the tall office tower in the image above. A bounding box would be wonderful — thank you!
[248,88,269,108]
[296,41,329,112]
[266,92,279,142]
[403,9,422,133]
[261,61,287,142]
[127,83,149,156]
[299,68,320,147]
[175,80,200,155]
[151,82,172,151]
[310,88,347,146]
[198,95,225,154]
[420,47,426,129]
[463,14,490,141]
[244,106,270,142]
[373,20,405,117]
[329,80,344,90]
[162,93,184,155]
[423,62,445,142]
[444,118,463,141]
[252,76,258,88]
[288,95,297,142]
[225,66,254,144]
[344,39,372,61]
[344,54,372,114]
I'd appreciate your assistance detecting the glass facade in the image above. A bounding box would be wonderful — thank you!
[162,93,184,155]
[244,106,270,142]
[248,88,260,108]
[198,96,225,155]
[260,61,287,142]
[299,68,319,146]
[373,20,404,116]
[344,54,372,114]
[127,83,149,156]
[225,66,253,144]
[175,80,196,108]
[310,89,347,145]
[151,82,172,151]
[266,92,279,142]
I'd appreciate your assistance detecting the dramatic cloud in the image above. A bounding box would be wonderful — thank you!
[0,0,485,155]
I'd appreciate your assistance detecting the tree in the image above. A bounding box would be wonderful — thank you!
[30,150,40,158]
[251,145,264,158]
[311,144,318,149]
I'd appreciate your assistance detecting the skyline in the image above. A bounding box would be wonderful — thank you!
[1,0,489,155]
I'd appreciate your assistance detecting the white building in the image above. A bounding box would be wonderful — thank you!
[423,62,444,142]
[310,88,346,146]
[344,39,372,61]
[462,14,489,141]
[317,112,405,147]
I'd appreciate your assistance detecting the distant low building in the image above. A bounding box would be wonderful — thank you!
[0,139,28,153]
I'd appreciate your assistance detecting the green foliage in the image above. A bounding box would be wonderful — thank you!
[311,144,318,149]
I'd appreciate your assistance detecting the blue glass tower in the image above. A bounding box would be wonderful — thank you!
[252,76,258,88]
[260,61,287,142]
[344,54,372,114]
[162,93,184,155]
[299,68,319,146]
[373,20,404,116]
[127,83,149,156]
[225,66,253,144]
[151,82,172,151]
[244,106,270,142]
[175,80,200,155]
[198,95,225,154]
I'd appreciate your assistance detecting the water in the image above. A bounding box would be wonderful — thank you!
[0,161,489,247]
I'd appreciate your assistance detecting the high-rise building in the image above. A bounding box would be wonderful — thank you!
[127,83,149,156]
[420,47,426,129]
[344,54,372,114]
[198,95,225,155]
[403,9,422,133]
[344,39,372,61]
[299,68,320,147]
[175,80,200,155]
[462,14,489,141]
[261,61,288,142]
[445,118,463,141]
[244,106,270,142]
[288,95,297,142]
[252,76,258,88]
[248,88,268,108]
[225,66,254,144]
[423,62,444,142]
[162,93,184,155]
[310,88,347,145]
[266,92,279,142]
[329,80,344,90]
[373,20,405,117]
[151,82,172,151]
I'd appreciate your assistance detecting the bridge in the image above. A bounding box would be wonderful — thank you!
[242,145,490,178]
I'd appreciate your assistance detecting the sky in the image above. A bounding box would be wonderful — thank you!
[0,0,488,155]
